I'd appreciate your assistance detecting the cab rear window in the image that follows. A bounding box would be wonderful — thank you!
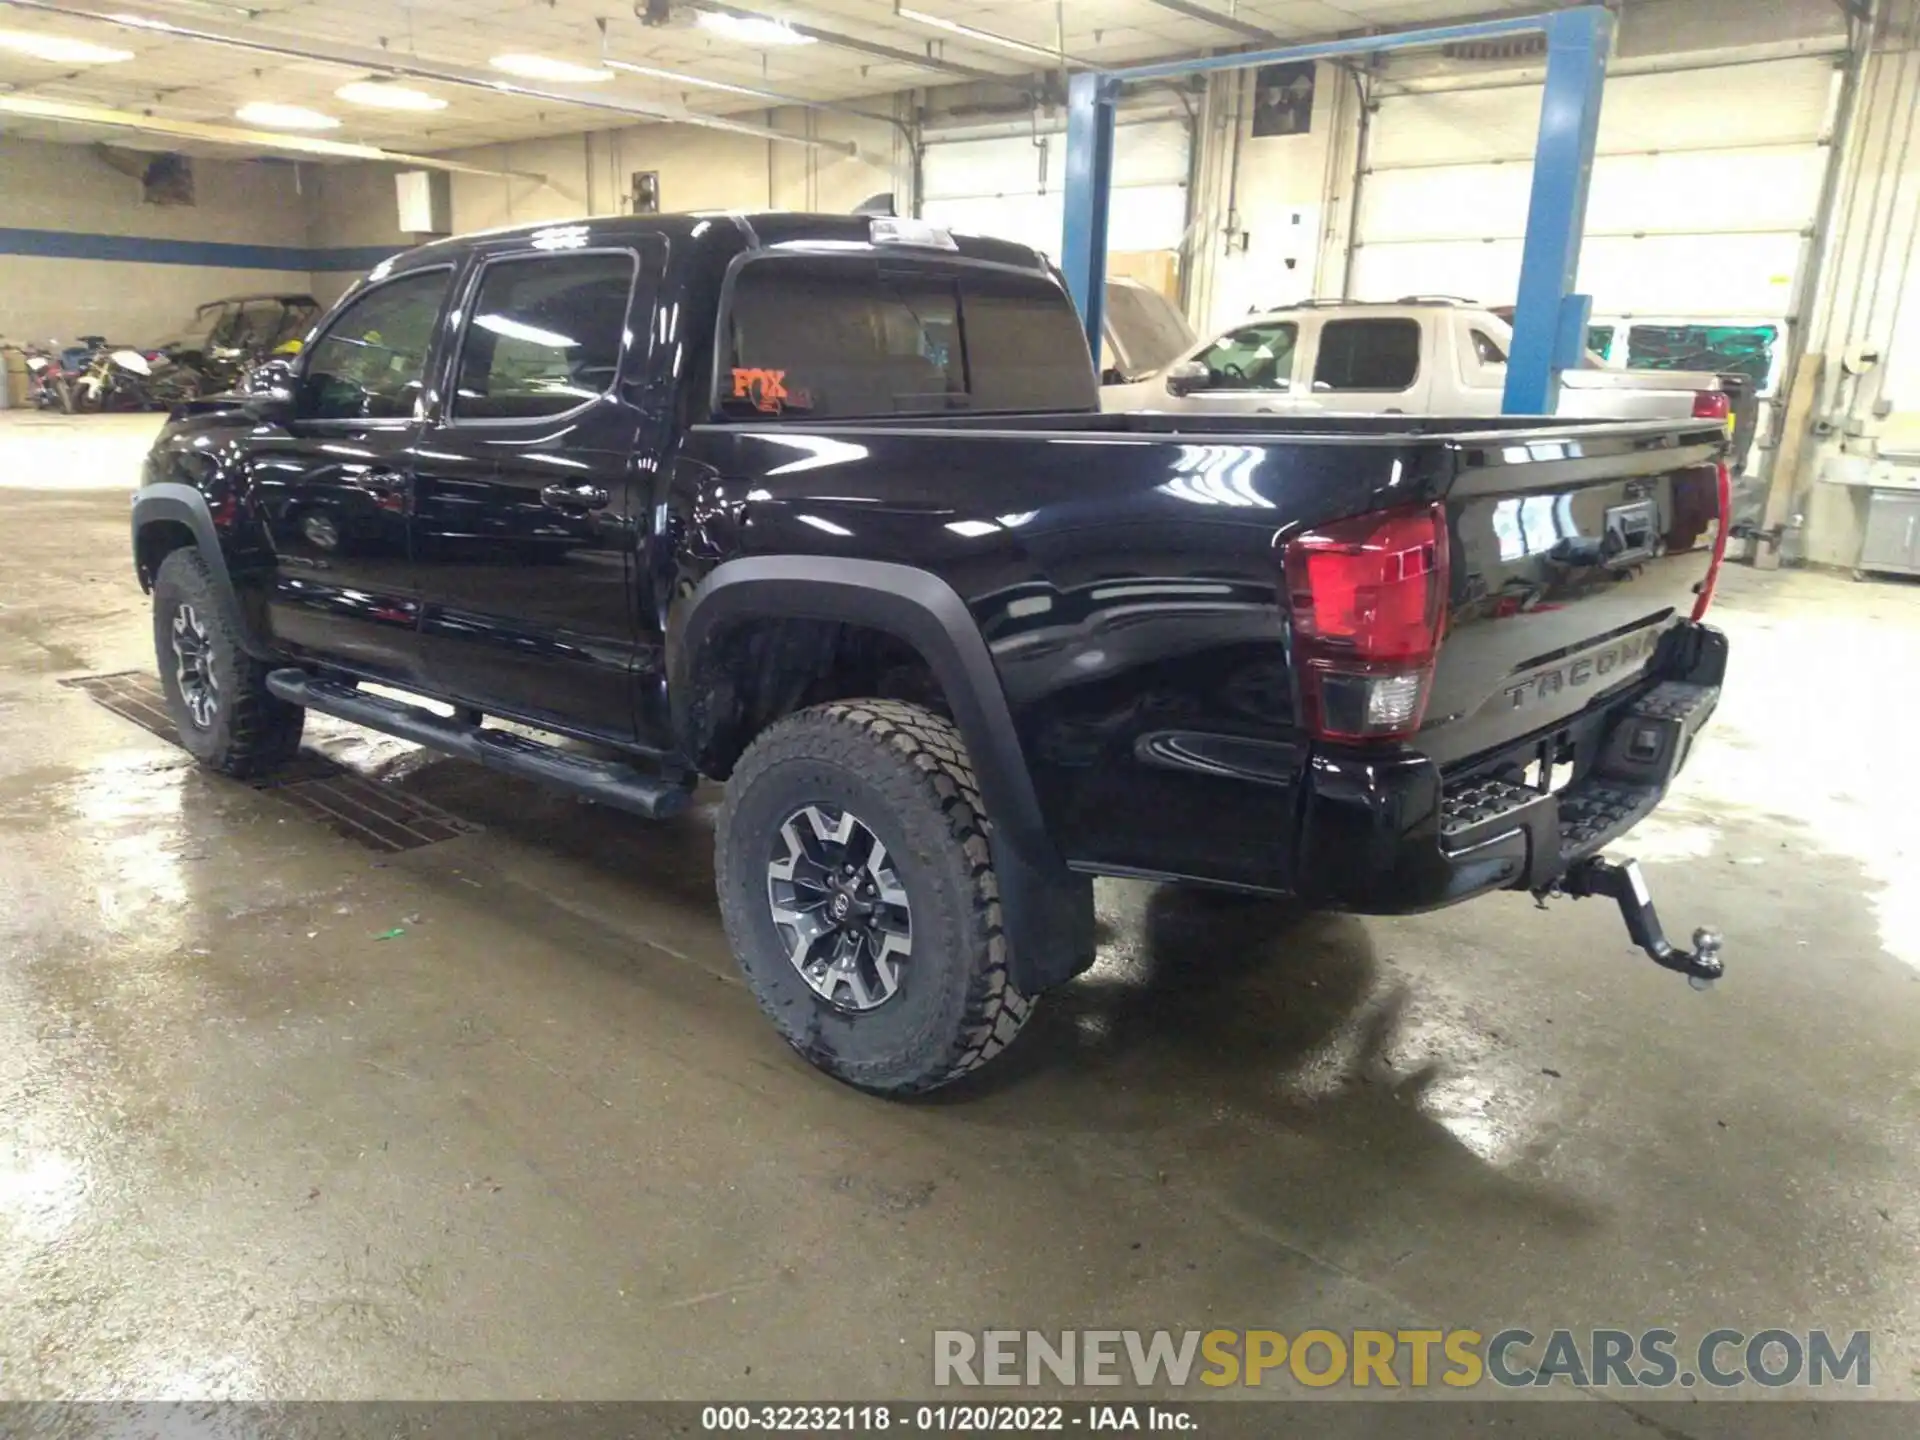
[719,258,1095,419]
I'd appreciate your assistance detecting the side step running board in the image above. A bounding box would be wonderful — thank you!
[266,670,694,820]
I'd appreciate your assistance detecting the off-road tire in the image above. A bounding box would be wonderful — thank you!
[716,699,1033,1094]
[151,547,304,777]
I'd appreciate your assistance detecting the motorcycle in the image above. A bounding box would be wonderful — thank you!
[2,338,76,412]
[72,345,204,412]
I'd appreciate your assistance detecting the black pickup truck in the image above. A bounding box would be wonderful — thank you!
[132,212,1731,1094]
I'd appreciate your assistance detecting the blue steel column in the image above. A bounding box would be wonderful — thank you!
[1062,71,1120,358]
[1502,6,1613,414]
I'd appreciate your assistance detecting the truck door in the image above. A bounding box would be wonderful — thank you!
[250,264,455,686]
[1298,315,1431,414]
[410,240,663,740]
[1169,319,1304,414]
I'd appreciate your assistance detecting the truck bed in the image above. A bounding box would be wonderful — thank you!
[691,409,1728,894]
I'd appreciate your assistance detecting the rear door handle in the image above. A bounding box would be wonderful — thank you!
[541,484,610,511]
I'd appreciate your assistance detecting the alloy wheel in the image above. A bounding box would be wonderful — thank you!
[767,804,913,1012]
[169,602,220,729]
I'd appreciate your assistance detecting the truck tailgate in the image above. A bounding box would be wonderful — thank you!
[1421,422,1727,768]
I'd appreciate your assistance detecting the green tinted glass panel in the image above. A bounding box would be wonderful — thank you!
[1626,324,1777,385]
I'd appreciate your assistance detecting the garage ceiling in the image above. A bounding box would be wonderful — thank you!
[0,0,1564,154]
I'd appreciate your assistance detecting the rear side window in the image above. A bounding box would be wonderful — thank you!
[454,251,637,420]
[721,259,1094,419]
[1313,318,1422,392]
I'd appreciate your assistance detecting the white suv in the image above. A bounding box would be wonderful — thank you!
[1103,298,1736,433]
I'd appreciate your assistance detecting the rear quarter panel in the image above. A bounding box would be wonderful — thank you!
[680,423,1443,889]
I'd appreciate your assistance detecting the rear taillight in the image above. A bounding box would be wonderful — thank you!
[1283,503,1449,742]
[1691,461,1731,622]
[1693,390,1736,441]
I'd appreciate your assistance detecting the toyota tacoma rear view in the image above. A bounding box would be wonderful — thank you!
[132,212,1731,1094]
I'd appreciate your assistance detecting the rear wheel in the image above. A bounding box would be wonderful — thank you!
[716,700,1032,1094]
[151,548,304,776]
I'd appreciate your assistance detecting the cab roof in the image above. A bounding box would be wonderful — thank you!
[379,211,1053,276]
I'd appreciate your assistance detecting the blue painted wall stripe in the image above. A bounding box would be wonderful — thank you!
[0,226,400,273]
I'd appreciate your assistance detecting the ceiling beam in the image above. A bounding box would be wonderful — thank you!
[598,35,898,126]
[688,2,1011,82]
[1145,0,1278,45]
[0,0,860,153]
[893,6,1078,66]
[0,93,547,175]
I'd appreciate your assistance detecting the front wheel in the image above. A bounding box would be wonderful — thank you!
[151,548,304,776]
[716,700,1032,1094]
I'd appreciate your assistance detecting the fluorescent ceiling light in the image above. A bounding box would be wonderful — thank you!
[234,101,340,130]
[489,52,614,83]
[336,80,447,112]
[894,6,1061,63]
[0,29,134,64]
[696,13,816,46]
[0,93,536,177]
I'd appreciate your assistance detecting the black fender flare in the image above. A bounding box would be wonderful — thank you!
[672,555,1094,993]
[131,483,273,658]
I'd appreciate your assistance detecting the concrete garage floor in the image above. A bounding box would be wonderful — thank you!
[4,411,1920,1424]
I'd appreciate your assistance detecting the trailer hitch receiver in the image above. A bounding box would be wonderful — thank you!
[1546,856,1725,987]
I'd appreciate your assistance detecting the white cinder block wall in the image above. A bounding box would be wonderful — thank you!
[300,161,414,307]
[0,137,313,347]
[0,105,905,349]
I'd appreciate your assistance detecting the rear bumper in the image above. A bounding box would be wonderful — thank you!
[1293,623,1728,914]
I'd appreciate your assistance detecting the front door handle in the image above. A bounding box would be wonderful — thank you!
[541,483,610,512]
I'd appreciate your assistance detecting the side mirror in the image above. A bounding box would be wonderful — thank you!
[1165,360,1211,398]
[243,357,296,399]
[1100,367,1126,386]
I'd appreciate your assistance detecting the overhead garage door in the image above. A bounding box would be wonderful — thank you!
[1350,56,1842,419]
[920,118,1190,261]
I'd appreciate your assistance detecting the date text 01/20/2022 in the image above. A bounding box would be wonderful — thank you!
[699,1404,1196,1431]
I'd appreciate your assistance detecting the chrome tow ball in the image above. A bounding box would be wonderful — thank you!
[1546,857,1725,988]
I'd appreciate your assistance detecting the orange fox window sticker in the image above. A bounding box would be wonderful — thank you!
[732,367,790,414]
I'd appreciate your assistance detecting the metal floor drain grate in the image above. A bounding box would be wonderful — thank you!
[64,669,479,852]
[274,773,478,853]
[61,669,189,748]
